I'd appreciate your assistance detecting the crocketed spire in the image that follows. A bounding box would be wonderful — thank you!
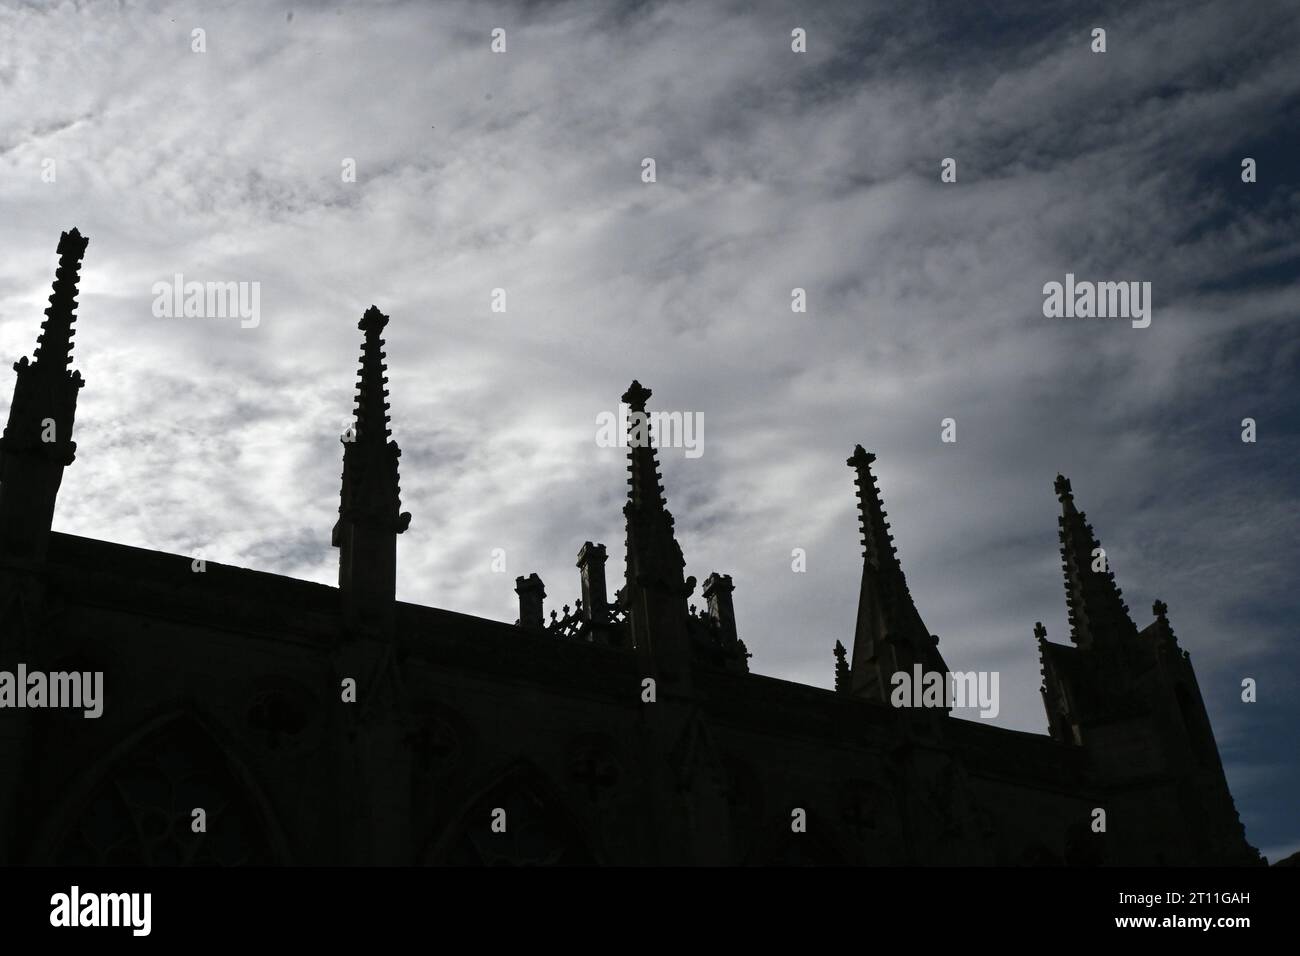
[1054,474,1136,650]
[847,444,900,572]
[0,229,90,565]
[32,228,89,380]
[619,380,693,688]
[332,306,410,631]
[843,446,947,702]
[337,306,410,535]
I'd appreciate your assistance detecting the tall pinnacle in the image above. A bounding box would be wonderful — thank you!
[31,228,89,384]
[620,380,692,684]
[623,380,667,514]
[1,228,88,466]
[1054,474,1136,650]
[847,444,900,573]
[0,228,89,565]
[337,306,410,535]
[844,446,946,702]
[622,380,684,590]
[332,306,410,630]
[354,307,395,456]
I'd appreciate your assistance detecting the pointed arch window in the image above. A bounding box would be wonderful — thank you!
[52,716,279,866]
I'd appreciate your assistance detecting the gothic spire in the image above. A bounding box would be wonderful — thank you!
[337,306,410,535]
[332,306,410,631]
[623,380,668,514]
[620,380,693,689]
[622,381,685,591]
[1054,474,1136,650]
[32,228,89,385]
[848,445,900,573]
[0,229,89,565]
[4,229,89,449]
[844,447,946,702]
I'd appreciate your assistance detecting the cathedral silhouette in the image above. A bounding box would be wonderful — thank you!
[0,230,1263,865]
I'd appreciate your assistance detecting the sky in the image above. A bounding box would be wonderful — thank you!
[0,0,1296,861]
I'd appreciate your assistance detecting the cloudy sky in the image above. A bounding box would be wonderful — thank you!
[1,0,1296,860]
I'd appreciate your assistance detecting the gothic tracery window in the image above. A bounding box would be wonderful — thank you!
[52,717,277,866]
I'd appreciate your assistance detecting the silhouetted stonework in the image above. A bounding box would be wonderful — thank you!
[0,231,1264,865]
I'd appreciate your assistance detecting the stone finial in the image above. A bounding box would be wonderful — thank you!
[359,303,389,333]
[847,444,876,469]
[622,379,652,412]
